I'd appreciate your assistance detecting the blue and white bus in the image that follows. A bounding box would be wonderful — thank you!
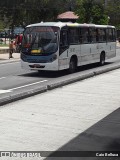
[21,22,116,73]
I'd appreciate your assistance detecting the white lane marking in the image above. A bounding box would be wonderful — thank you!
[0,90,11,94]
[0,77,6,80]
[9,80,48,91]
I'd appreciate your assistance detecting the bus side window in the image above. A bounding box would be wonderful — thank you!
[60,29,69,54]
[60,30,68,47]
[69,28,79,44]
[107,28,114,42]
[81,28,89,44]
[113,29,116,41]
[97,28,106,42]
[89,27,96,43]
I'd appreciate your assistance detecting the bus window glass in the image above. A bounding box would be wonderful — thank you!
[89,28,96,43]
[112,29,116,41]
[97,28,106,42]
[60,30,68,46]
[22,26,59,55]
[107,28,114,42]
[80,28,89,44]
[69,28,79,44]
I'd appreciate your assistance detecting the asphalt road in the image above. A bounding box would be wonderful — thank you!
[0,48,120,105]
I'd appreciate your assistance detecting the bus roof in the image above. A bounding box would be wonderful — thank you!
[26,22,115,29]
[27,22,66,28]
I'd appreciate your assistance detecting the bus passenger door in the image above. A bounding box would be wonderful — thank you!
[59,29,69,70]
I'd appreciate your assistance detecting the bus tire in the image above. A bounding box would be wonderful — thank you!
[100,52,105,66]
[68,57,77,73]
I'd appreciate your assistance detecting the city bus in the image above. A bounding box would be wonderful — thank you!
[21,22,116,73]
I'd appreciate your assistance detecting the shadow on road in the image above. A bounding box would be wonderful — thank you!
[19,62,112,79]
[44,108,120,160]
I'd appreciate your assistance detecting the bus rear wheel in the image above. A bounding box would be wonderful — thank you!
[68,57,77,73]
[100,52,105,66]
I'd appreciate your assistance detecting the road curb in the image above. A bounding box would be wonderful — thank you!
[47,72,95,90]
[0,63,120,106]
[0,86,48,106]
[94,63,120,75]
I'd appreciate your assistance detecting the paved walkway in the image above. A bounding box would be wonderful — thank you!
[0,46,20,62]
[0,52,20,64]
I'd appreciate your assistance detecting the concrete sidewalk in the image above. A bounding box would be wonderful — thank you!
[0,52,20,64]
[0,46,20,63]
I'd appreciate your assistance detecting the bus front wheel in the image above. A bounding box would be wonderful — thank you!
[68,57,77,73]
[100,52,105,66]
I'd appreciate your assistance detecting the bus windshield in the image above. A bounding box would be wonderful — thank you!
[22,26,59,55]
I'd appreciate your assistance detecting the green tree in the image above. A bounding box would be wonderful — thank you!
[0,0,65,28]
[106,0,120,28]
[76,0,109,24]
[0,0,77,30]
